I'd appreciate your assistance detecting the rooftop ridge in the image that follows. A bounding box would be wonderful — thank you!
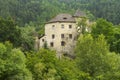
[48,13,75,23]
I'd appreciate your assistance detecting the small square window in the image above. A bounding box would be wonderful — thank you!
[52,25,55,29]
[52,34,55,39]
[69,34,72,39]
[50,42,54,47]
[69,25,72,29]
[61,41,65,46]
[61,24,64,29]
[61,34,64,38]
[42,39,44,42]
[52,25,55,27]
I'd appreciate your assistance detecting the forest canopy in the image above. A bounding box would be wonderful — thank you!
[0,0,120,80]
[0,0,120,26]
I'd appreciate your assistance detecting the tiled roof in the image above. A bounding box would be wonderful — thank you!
[48,13,76,23]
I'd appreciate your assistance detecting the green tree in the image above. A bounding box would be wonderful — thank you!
[0,42,32,80]
[20,25,35,51]
[103,52,120,80]
[91,18,120,53]
[26,48,80,80]
[0,17,22,47]
[91,18,114,39]
[55,57,80,80]
[77,17,88,34]
[110,25,120,53]
[75,34,120,79]
[26,48,58,80]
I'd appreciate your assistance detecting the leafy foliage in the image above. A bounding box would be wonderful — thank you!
[20,25,35,51]
[0,42,32,80]
[0,17,22,47]
[26,49,79,80]
[0,0,74,26]
[0,0,120,80]
[0,0,120,26]
[75,34,120,79]
[91,18,120,53]
[62,0,120,24]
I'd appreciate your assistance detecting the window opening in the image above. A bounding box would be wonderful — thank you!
[52,34,55,39]
[50,42,54,47]
[52,25,55,28]
[42,39,44,42]
[61,24,64,28]
[61,41,65,46]
[69,34,72,39]
[69,25,72,29]
[61,34,64,39]
[63,17,67,19]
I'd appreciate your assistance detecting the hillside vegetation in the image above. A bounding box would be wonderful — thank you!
[0,0,120,80]
[0,0,120,26]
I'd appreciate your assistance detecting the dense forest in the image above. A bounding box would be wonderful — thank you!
[0,0,120,80]
[0,0,120,26]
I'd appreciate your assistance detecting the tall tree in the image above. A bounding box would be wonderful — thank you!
[0,17,22,47]
[75,34,120,79]
[0,42,32,80]
[91,18,120,53]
